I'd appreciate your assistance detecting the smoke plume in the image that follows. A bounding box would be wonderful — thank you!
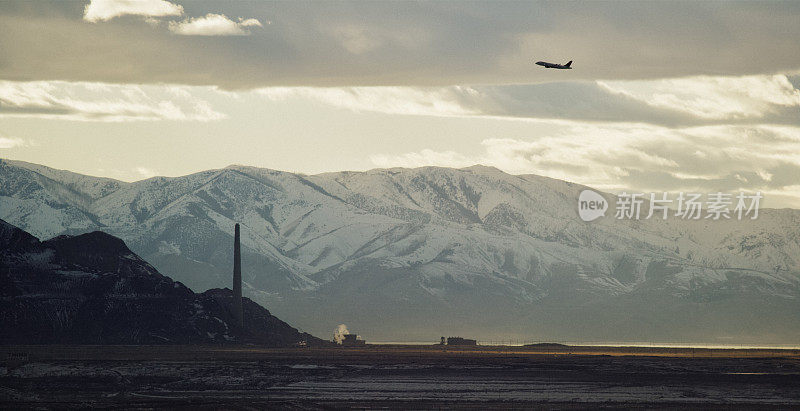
[333,324,349,344]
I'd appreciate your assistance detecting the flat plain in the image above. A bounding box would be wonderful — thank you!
[2,344,800,409]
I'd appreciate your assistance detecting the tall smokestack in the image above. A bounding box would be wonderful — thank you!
[233,223,243,328]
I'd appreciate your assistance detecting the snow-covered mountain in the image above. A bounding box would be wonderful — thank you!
[1,158,799,343]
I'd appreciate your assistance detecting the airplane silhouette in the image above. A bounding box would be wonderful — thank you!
[535,60,572,69]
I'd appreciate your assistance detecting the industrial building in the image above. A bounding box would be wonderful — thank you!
[341,334,366,346]
[446,337,477,346]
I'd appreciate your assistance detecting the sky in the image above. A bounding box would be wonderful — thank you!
[1,0,800,207]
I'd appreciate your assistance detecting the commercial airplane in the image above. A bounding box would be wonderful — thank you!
[536,60,572,69]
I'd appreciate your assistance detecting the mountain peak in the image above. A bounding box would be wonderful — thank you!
[46,231,131,254]
[0,218,40,252]
[461,164,505,174]
[43,231,145,274]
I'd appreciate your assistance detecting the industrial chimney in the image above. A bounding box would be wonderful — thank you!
[233,223,243,328]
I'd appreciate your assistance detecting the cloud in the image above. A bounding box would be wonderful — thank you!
[371,149,474,170]
[324,23,430,55]
[257,87,473,117]
[3,2,800,88]
[134,166,159,178]
[370,123,800,203]
[168,14,262,36]
[0,81,227,122]
[599,75,800,121]
[258,74,800,127]
[83,1,262,38]
[329,25,383,54]
[83,0,183,22]
[0,136,26,149]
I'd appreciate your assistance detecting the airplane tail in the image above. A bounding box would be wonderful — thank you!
[565,60,572,68]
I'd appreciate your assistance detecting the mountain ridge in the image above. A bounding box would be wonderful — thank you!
[1,158,798,342]
[0,218,323,346]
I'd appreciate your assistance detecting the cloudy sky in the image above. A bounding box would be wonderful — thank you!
[1,0,800,207]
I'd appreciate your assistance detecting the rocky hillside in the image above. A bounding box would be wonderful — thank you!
[0,218,321,346]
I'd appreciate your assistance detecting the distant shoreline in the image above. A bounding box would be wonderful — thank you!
[369,341,800,350]
[3,344,800,362]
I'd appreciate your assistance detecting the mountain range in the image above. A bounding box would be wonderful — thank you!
[1,158,798,343]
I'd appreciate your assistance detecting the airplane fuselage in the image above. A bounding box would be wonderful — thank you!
[536,60,572,69]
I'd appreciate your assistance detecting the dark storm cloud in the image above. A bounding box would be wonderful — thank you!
[449,83,800,127]
[0,100,72,116]
[454,83,695,126]
[1,1,799,88]
[788,76,800,90]
[265,78,800,128]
